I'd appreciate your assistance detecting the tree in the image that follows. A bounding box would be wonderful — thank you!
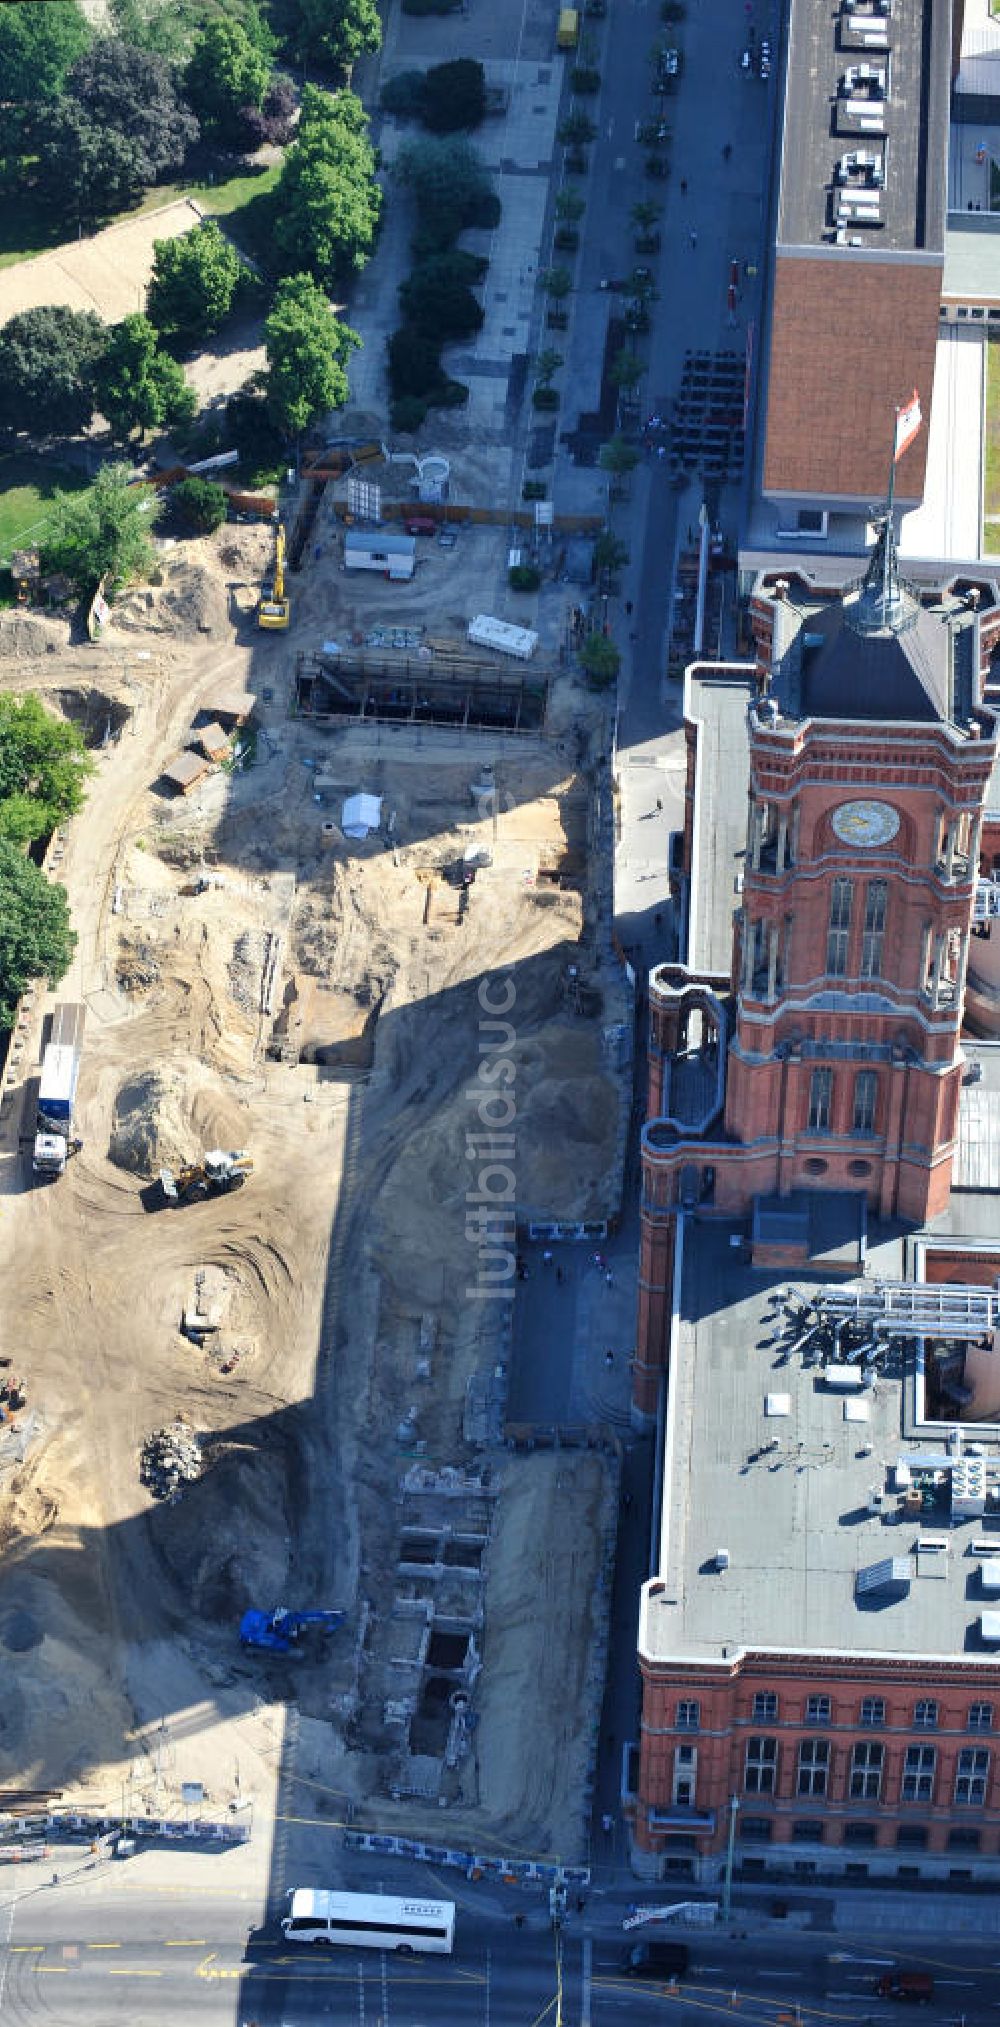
[264,275,360,435]
[599,434,639,479]
[539,266,572,301]
[535,348,563,388]
[398,261,484,341]
[381,70,427,119]
[394,136,499,250]
[172,478,228,535]
[554,186,585,222]
[184,17,270,145]
[288,0,381,71]
[610,349,643,394]
[0,693,94,837]
[226,377,287,484]
[147,223,250,344]
[420,59,486,133]
[35,101,148,221]
[630,199,662,233]
[0,843,76,1030]
[579,632,621,686]
[0,1,91,109]
[273,86,381,286]
[43,462,161,595]
[557,110,596,145]
[239,72,297,148]
[0,307,106,440]
[35,38,198,219]
[593,531,629,576]
[95,315,197,442]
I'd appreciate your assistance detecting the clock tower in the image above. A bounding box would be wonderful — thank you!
[637,522,998,1410]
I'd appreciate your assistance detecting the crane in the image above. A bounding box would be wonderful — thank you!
[257,523,290,629]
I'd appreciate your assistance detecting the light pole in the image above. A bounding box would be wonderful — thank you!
[721,1793,739,1922]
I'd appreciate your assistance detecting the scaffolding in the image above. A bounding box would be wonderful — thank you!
[816,1279,1000,1340]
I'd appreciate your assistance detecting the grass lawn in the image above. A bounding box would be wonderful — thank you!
[0,453,89,563]
[0,158,283,274]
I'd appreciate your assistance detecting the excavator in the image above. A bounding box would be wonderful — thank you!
[158,1148,254,1206]
[257,523,290,629]
[239,1605,345,1656]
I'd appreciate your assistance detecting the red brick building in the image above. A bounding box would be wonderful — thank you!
[631,541,1000,1883]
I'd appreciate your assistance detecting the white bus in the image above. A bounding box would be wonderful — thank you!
[282,1889,456,1954]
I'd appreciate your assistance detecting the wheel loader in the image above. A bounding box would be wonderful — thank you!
[158,1149,253,1206]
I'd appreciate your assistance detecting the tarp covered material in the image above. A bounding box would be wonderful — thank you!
[342,792,382,838]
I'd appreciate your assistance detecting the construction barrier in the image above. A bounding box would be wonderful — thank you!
[343,1828,589,1888]
[4,1811,252,1849]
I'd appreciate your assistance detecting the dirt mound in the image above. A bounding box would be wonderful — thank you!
[0,613,71,658]
[109,1065,247,1178]
[147,1441,292,1620]
[111,559,225,640]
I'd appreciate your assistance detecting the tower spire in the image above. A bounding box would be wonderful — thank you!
[845,394,923,640]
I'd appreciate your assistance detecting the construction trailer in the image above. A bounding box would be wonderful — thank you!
[467,615,538,660]
[33,1003,85,1177]
[344,529,416,581]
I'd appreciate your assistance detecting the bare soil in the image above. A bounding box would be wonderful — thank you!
[0,516,618,1857]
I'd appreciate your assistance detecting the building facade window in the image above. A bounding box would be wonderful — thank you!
[913,1700,938,1730]
[852,1069,877,1135]
[954,1748,990,1806]
[901,1745,936,1802]
[676,1700,700,1731]
[745,1737,778,1795]
[859,1697,885,1728]
[805,1695,831,1724]
[968,1703,993,1733]
[849,1741,883,1800]
[826,877,853,976]
[797,1739,830,1798]
[752,1691,778,1722]
[948,1828,981,1851]
[807,1068,833,1134]
[793,1820,823,1841]
[860,880,888,979]
[843,1822,878,1847]
[896,1825,928,1849]
[738,1818,773,1842]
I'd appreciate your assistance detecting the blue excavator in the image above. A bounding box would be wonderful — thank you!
[239,1606,344,1656]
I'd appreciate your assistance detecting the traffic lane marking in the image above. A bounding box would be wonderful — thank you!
[165,1938,207,1946]
[593,1979,860,2022]
[86,1941,121,1948]
[108,1967,163,1976]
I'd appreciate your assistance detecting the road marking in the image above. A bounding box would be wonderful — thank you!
[87,1942,121,1949]
[108,1967,163,1977]
[165,1939,206,1947]
[10,1946,43,1953]
[38,1966,69,1974]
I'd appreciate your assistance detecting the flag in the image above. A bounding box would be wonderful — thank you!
[894,390,922,462]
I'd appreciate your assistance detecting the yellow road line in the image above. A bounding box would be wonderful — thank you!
[38,1966,69,1974]
[108,1967,163,1977]
[10,1946,43,1953]
[87,1942,121,1949]
[165,1939,206,1947]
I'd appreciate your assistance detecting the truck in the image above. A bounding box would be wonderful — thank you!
[33,1003,85,1178]
[557,7,579,48]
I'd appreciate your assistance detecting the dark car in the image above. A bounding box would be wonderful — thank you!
[876,1971,934,2004]
[620,1940,690,1978]
[405,516,438,536]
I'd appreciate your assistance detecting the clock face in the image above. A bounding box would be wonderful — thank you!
[831,799,900,848]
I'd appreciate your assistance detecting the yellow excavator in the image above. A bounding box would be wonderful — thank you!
[257,524,290,630]
[159,1149,254,1206]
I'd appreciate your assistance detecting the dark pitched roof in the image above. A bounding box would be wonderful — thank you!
[799,598,951,722]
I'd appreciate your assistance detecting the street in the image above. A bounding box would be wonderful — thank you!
[1,1864,997,2025]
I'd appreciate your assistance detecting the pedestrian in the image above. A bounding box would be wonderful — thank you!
[605,1349,615,1369]
[605,1269,615,1289]
[556,1265,565,1285]
[602,1812,613,1835]
[723,142,732,160]
[656,797,663,812]
[625,599,633,616]
[624,1491,633,1511]
[514,1912,525,1929]
[689,228,698,249]
[680,178,688,194]
[542,1248,553,1265]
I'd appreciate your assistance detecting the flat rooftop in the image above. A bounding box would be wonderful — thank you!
[777,0,949,253]
[685,668,753,978]
[642,1219,1000,1668]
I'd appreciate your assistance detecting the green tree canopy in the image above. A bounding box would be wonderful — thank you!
[580,631,621,685]
[95,315,197,442]
[398,258,484,340]
[0,694,94,845]
[599,433,640,477]
[0,307,106,440]
[37,35,199,218]
[184,17,270,143]
[147,223,250,344]
[35,101,147,221]
[420,59,486,133]
[288,0,381,71]
[264,274,359,434]
[42,461,161,594]
[0,843,76,1030]
[394,136,499,250]
[172,477,228,535]
[0,0,91,106]
[273,86,381,286]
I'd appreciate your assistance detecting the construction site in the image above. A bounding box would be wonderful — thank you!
[0,453,629,1867]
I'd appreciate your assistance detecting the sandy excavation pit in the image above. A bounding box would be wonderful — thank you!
[0,525,624,1856]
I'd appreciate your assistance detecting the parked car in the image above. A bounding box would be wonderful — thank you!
[405,517,437,537]
[620,1941,690,1978]
[876,1971,934,2005]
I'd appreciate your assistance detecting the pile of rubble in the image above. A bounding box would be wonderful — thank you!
[228,931,262,1015]
[140,1421,201,1500]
